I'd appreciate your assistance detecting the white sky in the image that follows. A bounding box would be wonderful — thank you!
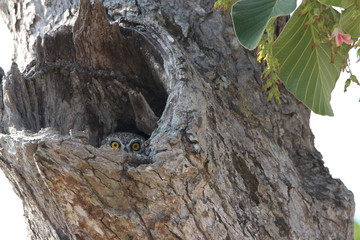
[0,171,28,239]
[0,12,359,239]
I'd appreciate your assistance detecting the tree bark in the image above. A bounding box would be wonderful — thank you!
[0,0,354,239]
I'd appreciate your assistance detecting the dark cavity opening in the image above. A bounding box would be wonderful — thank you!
[5,23,168,146]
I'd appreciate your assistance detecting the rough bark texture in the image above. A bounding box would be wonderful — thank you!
[0,0,355,239]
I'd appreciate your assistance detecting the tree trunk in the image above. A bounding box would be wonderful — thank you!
[0,0,354,239]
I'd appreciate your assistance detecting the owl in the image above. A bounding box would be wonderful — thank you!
[101,132,146,154]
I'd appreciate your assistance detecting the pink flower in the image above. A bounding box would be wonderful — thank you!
[330,28,353,46]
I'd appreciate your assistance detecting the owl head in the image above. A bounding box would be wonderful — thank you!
[101,132,146,154]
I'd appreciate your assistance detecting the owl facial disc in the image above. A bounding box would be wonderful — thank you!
[101,132,146,154]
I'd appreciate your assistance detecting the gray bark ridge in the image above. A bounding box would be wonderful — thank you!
[0,0,354,239]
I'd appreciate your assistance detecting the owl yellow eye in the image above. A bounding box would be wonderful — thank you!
[111,141,120,149]
[131,142,141,151]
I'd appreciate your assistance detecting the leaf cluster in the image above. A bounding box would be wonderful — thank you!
[214,0,360,116]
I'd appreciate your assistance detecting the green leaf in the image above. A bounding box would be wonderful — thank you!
[340,5,360,38]
[355,221,360,240]
[317,0,354,8]
[350,75,359,84]
[273,7,344,116]
[344,78,351,92]
[231,0,296,50]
